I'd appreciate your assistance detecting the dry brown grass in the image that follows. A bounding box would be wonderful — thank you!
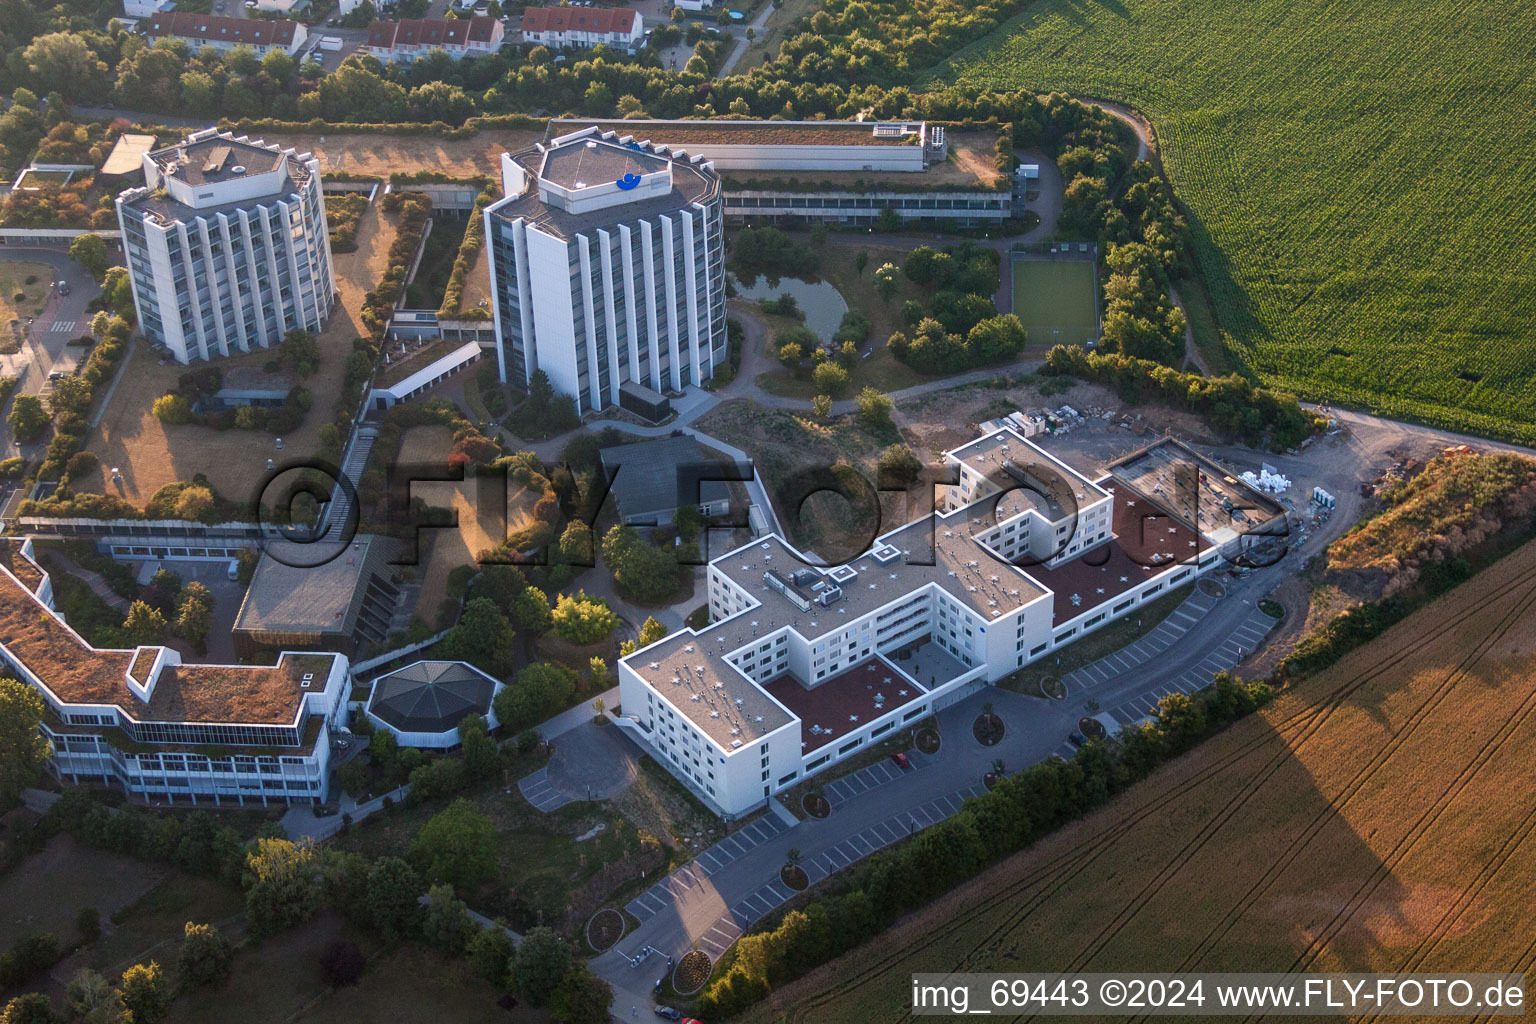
[281,129,544,179]
[81,203,400,507]
[746,537,1536,1023]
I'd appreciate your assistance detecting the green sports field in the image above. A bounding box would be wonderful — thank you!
[1011,257,1099,348]
[937,0,1536,441]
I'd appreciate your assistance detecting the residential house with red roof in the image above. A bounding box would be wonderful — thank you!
[520,6,644,50]
[364,15,505,62]
[144,11,307,55]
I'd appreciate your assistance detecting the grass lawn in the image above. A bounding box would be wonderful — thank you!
[0,834,171,949]
[938,0,1536,442]
[1011,257,1098,351]
[0,261,55,324]
[165,912,527,1024]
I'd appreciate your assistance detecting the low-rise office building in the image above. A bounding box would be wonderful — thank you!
[549,119,1012,226]
[600,435,732,525]
[116,129,336,364]
[484,126,727,415]
[0,540,349,807]
[232,535,399,659]
[615,429,1285,816]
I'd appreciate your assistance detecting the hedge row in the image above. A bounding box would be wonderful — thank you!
[221,113,546,141]
[436,184,499,319]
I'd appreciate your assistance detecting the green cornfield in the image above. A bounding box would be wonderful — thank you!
[935,0,1536,441]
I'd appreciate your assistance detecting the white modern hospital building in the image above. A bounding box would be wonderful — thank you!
[116,129,336,364]
[615,430,1286,817]
[484,126,728,416]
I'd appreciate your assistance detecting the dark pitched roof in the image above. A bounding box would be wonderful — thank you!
[368,661,497,733]
[599,436,731,519]
[147,11,299,46]
[520,6,638,34]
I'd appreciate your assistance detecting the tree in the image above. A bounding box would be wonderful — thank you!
[65,970,126,1024]
[812,394,832,418]
[243,837,320,936]
[856,387,894,427]
[7,395,48,443]
[601,525,680,603]
[118,962,169,1024]
[439,597,517,677]
[151,393,194,425]
[458,712,497,779]
[319,941,366,987]
[877,443,922,486]
[551,591,618,645]
[508,586,553,635]
[410,798,497,892]
[672,502,704,542]
[176,922,232,989]
[22,33,104,99]
[620,615,668,656]
[511,927,574,1007]
[278,329,320,377]
[174,581,214,650]
[467,926,514,988]
[121,601,167,646]
[421,884,472,953]
[75,907,100,943]
[68,234,108,281]
[0,679,50,805]
[548,966,613,1024]
[366,857,423,942]
[588,657,608,690]
[47,376,90,418]
[492,662,576,734]
[0,993,57,1024]
[812,362,849,397]
[873,262,899,301]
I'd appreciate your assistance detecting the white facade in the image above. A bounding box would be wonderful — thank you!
[116,129,336,364]
[520,6,642,49]
[0,540,349,808]
[549,119,935,173]
[485,128,727,415]
[615,428,1266,817]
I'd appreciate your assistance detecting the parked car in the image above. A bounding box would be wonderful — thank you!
[890,751,911,770]
[654,1009,681,1021]
[327,16,338,24]
[1067,731,1087,748]
[56,280,69,295]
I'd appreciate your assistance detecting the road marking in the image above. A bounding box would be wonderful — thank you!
[48,321,76,334]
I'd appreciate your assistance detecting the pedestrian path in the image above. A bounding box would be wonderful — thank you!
[517,766,573,812]
[48,320,77,334]
[624,814,790,924]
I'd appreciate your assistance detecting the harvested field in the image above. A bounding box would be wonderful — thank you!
[81,202,399,507]
[746,536,1536,1022]
[283,129,544,180]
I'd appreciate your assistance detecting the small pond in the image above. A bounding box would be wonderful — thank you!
[732,273,849,344]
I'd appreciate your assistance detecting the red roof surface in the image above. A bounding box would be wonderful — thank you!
[763,657,926,755]
[367,15,501,48]
[1026,483,1210,625]
[147,11,299,46]
[520,6,638,34]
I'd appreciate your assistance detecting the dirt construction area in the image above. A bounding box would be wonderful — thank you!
[81,202,402,507]
[745,535,1536,1023]
[279,128,545,179]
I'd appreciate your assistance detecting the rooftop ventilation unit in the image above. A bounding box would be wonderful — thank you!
[828,565,858,584]
[870,543,901,565]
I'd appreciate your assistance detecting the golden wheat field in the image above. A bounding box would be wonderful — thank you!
[746,537,1536,1023]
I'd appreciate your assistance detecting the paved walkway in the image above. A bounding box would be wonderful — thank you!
[517,720,640,811]
[40,552,129,611]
